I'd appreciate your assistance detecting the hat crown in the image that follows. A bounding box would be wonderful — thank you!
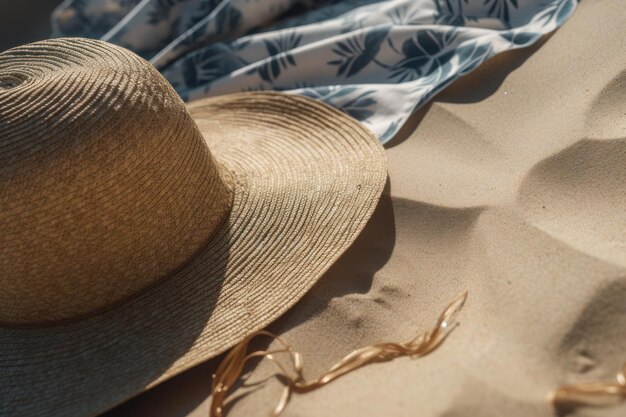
[0,39,232,325]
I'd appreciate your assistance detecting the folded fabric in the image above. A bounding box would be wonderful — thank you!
[52,0,577,142]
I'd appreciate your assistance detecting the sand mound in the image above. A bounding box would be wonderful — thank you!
[519,138,626,266]
[586,70,626,141]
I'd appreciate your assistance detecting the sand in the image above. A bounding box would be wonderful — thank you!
[50,0,625,415]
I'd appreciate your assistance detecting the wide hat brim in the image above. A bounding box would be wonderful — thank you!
[0,92,386,416]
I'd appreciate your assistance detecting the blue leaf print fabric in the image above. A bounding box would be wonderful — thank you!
[51,0,577,143]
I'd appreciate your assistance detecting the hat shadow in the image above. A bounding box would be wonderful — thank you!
[101,178,396,417]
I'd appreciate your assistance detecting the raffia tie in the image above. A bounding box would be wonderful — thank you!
[210,291,468,417]
[550,363,626,408]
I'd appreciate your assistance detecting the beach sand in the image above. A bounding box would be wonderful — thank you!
[8,0,619,415]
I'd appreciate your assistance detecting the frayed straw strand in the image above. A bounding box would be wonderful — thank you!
[210,291,468,417]
[550,363,626,408]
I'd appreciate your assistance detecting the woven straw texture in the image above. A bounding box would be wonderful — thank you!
[0,38,386,416]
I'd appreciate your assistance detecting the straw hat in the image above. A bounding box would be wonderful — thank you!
[0,38,386,416]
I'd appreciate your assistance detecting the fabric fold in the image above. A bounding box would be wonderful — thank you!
[52,0,577,142]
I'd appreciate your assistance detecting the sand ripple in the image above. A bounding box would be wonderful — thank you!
[518,138,626,267]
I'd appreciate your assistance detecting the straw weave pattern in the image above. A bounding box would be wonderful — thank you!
[0,39,231,324]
